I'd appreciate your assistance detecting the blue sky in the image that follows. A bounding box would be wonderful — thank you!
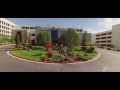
[6,18,120,33]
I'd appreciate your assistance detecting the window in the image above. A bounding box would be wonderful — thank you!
[0,25,1,28]
[22,27,25,29]
[6,27,7,29]
[0,21,1,23]
[4,22,5,25]
[2,21,3,24]
[2,30,3,33]
[32,34,35,36]
[4,26,5,29]
[6,23,7,25]
[8,24,9,26]
[80,30,82,32]
[26,27,29,29]
[34,27,36,29]
[76,30,79,31]
[6,31,7,33]
[0,29,1,32]
[4,30,5,33]
[2,26,3,28]
[30,27,33,29]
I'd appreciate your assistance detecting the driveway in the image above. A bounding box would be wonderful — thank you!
[0,45,120,72]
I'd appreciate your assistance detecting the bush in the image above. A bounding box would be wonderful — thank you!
[88,46,95,53]
[67,49,75,57]
[40,55,46,60]
[24,47,29,50]
[47,52,53,57]
[76,54,82,60]
[60,48,66,53]
[81,56,90,61]
[47,58,52,61]
[93,51,98,54]
[74,47,81,51]
[14,48,18,51]
[57,55,63,60]
[18,48,22,50]
[19,45,23,48]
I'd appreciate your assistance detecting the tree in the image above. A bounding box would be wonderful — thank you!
[23,30,29,46]
[59,31,67,45]
[59,28,80,49]
[10,36,15,44]
[15,33,20,48]
[36,30,51,46]
[82,31,89,46]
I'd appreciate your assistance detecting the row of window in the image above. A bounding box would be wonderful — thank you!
[0,29,10,34]
[0,20,14,28]
[22,27,36,29]
[0,25,13,30]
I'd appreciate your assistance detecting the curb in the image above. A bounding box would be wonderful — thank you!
[7,51,101,65]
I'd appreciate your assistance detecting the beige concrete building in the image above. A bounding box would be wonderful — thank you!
[12,25,92,45]
[94,23,120,49]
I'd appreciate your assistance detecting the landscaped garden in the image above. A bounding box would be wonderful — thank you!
[9,29,98,63]
[0,33,15,46]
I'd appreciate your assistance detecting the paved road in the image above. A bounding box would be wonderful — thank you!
[0,45,120,72]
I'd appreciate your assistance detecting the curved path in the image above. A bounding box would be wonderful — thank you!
[0,45,120,72]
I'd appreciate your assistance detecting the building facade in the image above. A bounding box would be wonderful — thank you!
[12,25,92,45]
[94,24,120,49]
[0,18,93,45]
[0,18,16,36]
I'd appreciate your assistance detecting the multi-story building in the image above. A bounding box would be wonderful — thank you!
[0,18,93,45]
[0,18,15,36]
[12,25,92,45]
[94,23,120,49]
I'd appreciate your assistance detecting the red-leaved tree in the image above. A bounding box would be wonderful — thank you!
[45,41,52,51]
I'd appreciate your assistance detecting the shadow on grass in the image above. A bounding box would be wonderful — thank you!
[32,47,45,50]
[32,54,42,56]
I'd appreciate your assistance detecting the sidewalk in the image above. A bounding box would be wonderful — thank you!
[0,44,15,47]
[97,48,120,54]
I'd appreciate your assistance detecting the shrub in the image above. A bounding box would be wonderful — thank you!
[40,55,46,60]
[81,46,90,52]
[76,54,82,60]
[57,55,63,60]
[45,41,52,51]
[81,56,90,61]
[60,48,66,53]
[84,53,88,56]
[14,48,18,51]
[19,45,23,48]
[88,46,95,53]
[74,47,81,51]
[28,45,33,49]
[18,48,22,50]
[67,49,75,57]
[47,58,52,61]
[24,47,29,50]
[47,52,53,57]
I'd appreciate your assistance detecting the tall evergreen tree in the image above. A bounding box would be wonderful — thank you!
[82,31,89,46]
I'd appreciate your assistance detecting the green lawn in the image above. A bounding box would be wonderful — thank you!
[75,50,97,58]
[10,46,98,61]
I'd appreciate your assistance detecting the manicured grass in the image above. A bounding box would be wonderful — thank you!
[10,46,98,61]
[75,50,97,58]
[10,46,62,61]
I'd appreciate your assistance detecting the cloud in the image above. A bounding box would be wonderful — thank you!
[98,18,120,29]
[87,18,120,34]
